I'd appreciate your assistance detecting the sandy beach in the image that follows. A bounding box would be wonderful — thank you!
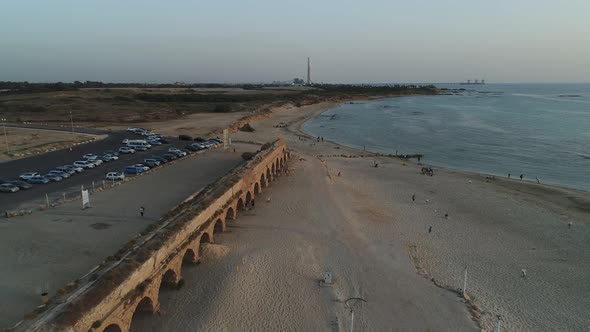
[129,101,590,331]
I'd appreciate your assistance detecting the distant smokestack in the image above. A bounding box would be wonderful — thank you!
[307,57,311,85]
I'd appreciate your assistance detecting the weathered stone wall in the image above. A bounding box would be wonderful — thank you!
[25,140,289,332]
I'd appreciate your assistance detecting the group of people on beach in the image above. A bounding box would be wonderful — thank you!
[508,173,541,184]
[411,194,449,235]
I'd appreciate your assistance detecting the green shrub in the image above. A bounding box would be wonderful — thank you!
[241,152,255,160]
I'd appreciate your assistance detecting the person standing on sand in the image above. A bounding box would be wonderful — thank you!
[428,226,432,233]
[412,194,415,202]
[338,171,341,177]
[536,177,540,184]
[520,174,524,180]
[140,206,145,217]
[508,173,511,178]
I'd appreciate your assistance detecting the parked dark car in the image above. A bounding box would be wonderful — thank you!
[191,143,206,150]
[161,153,178,161]
[185,145,199,152]
[178,134,193,141]
[143,159,160,168]
[151,156,168,164]
[27,176,50,184]
[7,180,33,189]
[45,174,64,182]
[124,165,143,174]
[158,138,170,144]
[0,183,20,193]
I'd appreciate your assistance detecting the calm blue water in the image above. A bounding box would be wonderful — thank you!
[304,84,590,192]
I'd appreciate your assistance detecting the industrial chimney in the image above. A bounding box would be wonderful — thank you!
[307,57,311,85]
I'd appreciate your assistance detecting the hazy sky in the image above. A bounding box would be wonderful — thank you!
[1,0,589,83]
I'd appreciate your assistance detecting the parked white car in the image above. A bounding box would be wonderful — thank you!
[133,164,150,172]
[19,172,41,180]
[74,160,95,169]
[105,172,125,181]
[119,146,136,154]
[169,148,187,156]
[63,165,84,173]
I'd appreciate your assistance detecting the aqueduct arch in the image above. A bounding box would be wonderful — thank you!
[226,207,235,220]
[260,173,266,188]
[254,182,260,195]
[245,191,252,206]
[182,248,197,264]
[213,218,224,234]
[128,296,156,331]
[160,269,179,289]
[103,324,122,332]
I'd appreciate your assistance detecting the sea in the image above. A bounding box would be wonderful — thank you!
[303,84,590,192]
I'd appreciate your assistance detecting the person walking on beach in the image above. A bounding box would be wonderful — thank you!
[520,174,524,180]
[321,136,324,142]
[338,171,341,177]
[536,177,540,184]
[508,173,511,178]
[428,226,432,233]
[140,206,145,217]
[412,194,415,202]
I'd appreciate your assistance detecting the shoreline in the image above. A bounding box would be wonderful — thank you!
[297,98,590,195]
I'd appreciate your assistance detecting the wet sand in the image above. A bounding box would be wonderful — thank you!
[134,102,590,331]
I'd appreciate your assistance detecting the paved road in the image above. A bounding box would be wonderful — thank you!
[0,145,251,328]
[0,131,196,212]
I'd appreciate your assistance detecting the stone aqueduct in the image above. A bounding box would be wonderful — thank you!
[26,140,290,332]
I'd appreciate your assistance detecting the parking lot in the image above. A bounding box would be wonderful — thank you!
[0,140,255,327]
[0,130,219,213]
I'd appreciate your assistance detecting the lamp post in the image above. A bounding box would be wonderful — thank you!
[69,111,74,134]
[1,118,9,154]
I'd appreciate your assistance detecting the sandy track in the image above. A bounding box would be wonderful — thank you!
[134,153,476,331]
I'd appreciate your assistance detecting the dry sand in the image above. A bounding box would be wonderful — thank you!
[130,111,249,138]
[131,101,590,331]
[134,151,476,332]
[0,127,99,162]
